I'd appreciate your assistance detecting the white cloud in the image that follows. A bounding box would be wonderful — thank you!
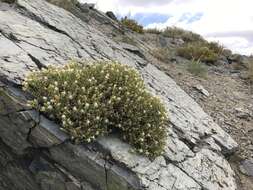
[80,0,253,55]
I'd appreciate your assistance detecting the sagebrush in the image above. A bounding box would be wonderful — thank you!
[177,42,219,63]
[23,61,168,157]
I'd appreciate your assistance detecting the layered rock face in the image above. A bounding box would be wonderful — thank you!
[0,0,238,190]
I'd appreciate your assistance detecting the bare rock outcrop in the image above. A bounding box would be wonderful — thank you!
[0,0,238,190]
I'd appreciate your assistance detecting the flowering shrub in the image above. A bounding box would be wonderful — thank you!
[23,62,168,157]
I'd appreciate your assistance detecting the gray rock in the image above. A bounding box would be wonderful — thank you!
[0,0,239,189]
[29,114,69,148]
[106,11,117,21]
[239,159,253,176]
[178,148,237,190]
[194,84,210,97]
[234,107,251,120]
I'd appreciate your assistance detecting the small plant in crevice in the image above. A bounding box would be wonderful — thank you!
[187,59,207,78]
[23,61,168,158]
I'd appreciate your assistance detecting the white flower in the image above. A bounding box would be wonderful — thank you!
[81,109,85,113]
[48,105,53,110]
[85,103,89,108]
[105,119,109,123]
[96,116,100,120]
[139,149,143,153]
[73,106,77,111]
[69,95,73,99]
[87,138,91,143]
[140,138,144,142]
[40,106,46,112]
[94,102,98,108]
[62,115,66,119]
[117,97,121,101]
[86,120,90,124]
[43,96,47,101]
[54,81,58,86]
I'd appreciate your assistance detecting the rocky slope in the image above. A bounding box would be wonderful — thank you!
[0,0,240,190]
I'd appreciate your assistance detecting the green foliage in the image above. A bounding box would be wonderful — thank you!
[177,42,219,63]
[206,42,224,55]
[121,17,144,34]
[151,48,169,62]
[23,61,168,158]
[145,28,162,35]
[187,59,207,77]
[163,27,204,43]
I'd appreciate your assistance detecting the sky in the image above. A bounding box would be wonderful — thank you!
[80,0,253,55]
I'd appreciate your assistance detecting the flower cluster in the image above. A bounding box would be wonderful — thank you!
[23,61,168,158]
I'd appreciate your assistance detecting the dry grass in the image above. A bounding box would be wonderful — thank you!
[177,42,219,63]
[120,17,144,34]
[247,60,253,82]
[187,59,207,78]
[144,28,162,35]
[151,48,170,62]
[163,27,204,43]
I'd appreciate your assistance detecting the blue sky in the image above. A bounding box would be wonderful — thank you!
[81,0,253,55]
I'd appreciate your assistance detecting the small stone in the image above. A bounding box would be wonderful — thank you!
[234,107,251,120]
[194,84,210,97]
[239,159,253,176]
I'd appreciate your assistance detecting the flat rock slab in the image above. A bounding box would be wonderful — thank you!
[0,0,238,190]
